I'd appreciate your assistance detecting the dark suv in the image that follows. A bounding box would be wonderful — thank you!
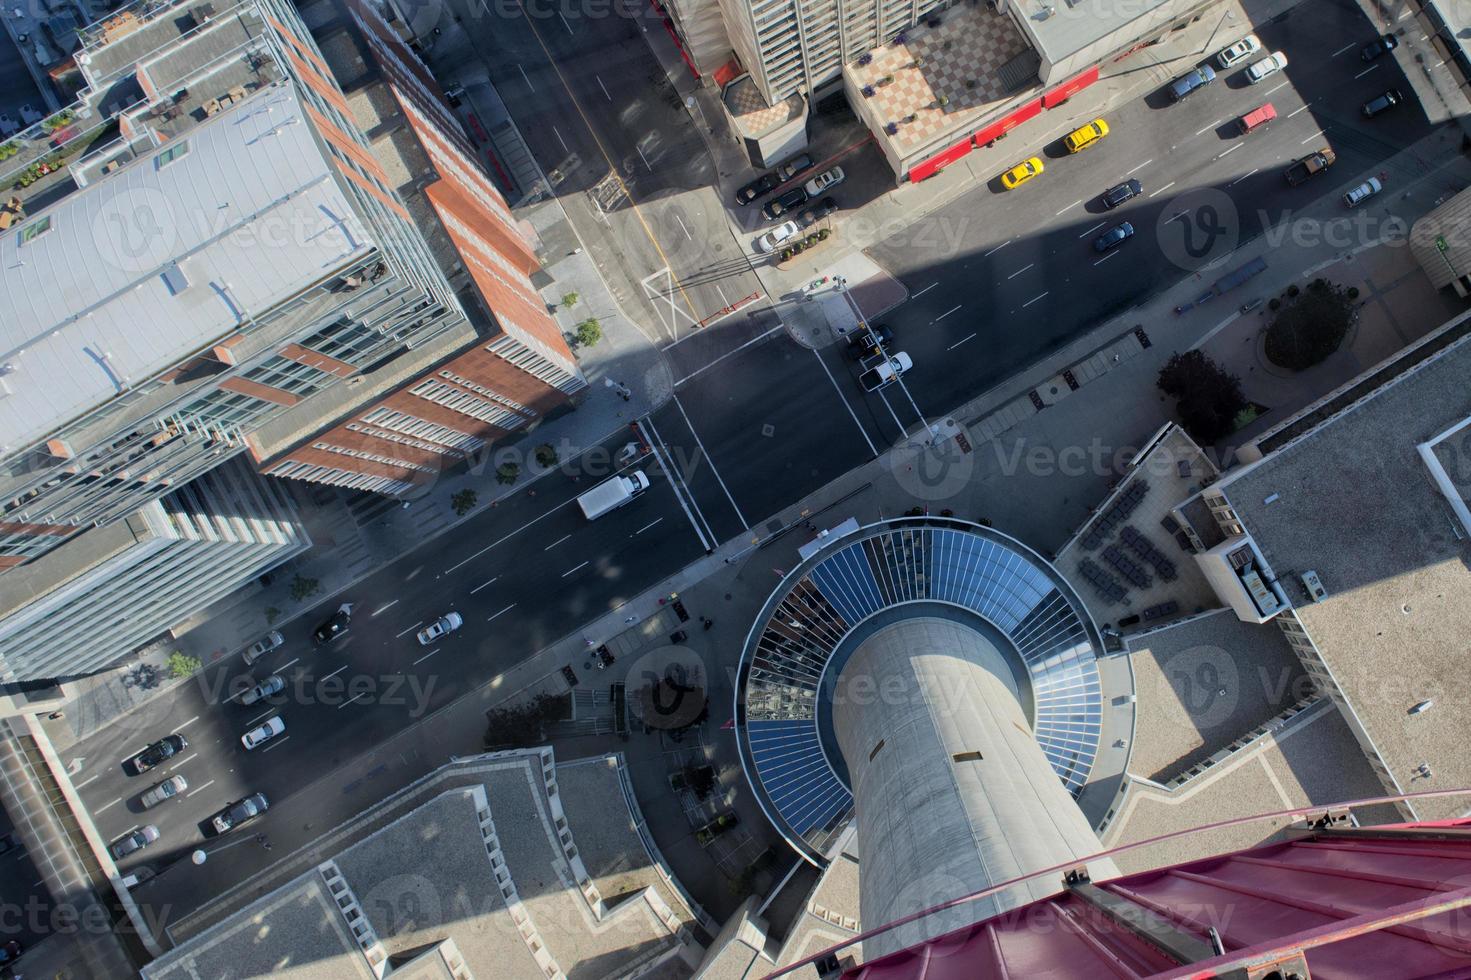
[762,186,808,220]
[313,603,353,644]
[128,734,188,773]
[211,792,269,834]
[1101,179,1142,209]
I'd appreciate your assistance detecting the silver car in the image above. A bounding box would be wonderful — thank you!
[241,716,285,750]
[110,825,160,859]
[242,630,283,665]
[240,674,285,707]
[139,775,188,809]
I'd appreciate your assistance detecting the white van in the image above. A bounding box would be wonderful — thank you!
[577,471,650,520]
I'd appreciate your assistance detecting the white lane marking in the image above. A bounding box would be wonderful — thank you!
[1126,159,1153,176]
[340,692,368,709]
[640,415,714,551]
[913,282,938,298]
[1354,65,1378,79]
[562,561,590,578]
[1398,8,1412,18]
[810,350,878,457]
[635,518,664,535]
[1332,42,1355,56]
[96,797,122,814]
[395,621,424,638]
[275,658,299,675]
[1022,292,1048,308]
[948,333,976,350]
[167,752,197,772]
[597,75,611,100]
[1165,209,1188,224]
[1216,144,1243,160]
[559,11,572,32]
[935,304,962,321]
[1196,119,1224,136]
[1007,263,1034,280]
[1288,104,1311,117]
[1300,130,1325,144]
[553,125,569,153]
[487,604,516,623]
[1094,251,1120,266]
[1055,200,1082,216]
[75,773,101,789]
[544,534,571,551]
[673,322,783,386]
[261,736,292,754]
[1079,221,1106,238]
[636,145,654,172]
[321,664,348,682]
[674,213,691,239]
[518,64,534,91]
[672,393,749,529]
[372,600,399,616]
[1230,168,1259,186]
[1147,181,1177,198]
[186,778,216,798]
[470,576,499,594]
[245,708,277,726]
[179,715,199,730]
[1264,81,1289,95]
[984,239,1012,256]
[413,648,439,665]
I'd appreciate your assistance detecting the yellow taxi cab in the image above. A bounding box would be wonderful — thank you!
[1000,157,1044,190]
[1064,118,1109,153]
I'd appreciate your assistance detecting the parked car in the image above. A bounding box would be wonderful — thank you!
[1167,65,1215,102]
[1361,33,1398,61]
[1093,222,1136,253]
[797,196,838,227]
[846,323,894,359]
[139,775,188,809]
[1063,118,1109,153]
[211,792,269,834]
[1343,176,1384,207]
[762,186,808,220]
[1361,88,1403,118]
[312,603,352,644]
[775,153,814,181]
[1001,157,1043,190]
[242,630,283,665]
[756,220,801,253]
[1216,34,1262,69]
[128,734,188,773]
[735,171,780,206]
[110,825,159,859]
[1245,51,1288,84]
[1101,179,1142,209]
[803,166,845,196]
[858,352,913,392]
[241,716,286,750]
[240,674,285,707]
[417,612,464,645]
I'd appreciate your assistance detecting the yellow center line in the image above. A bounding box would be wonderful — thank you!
[514,2,700,323]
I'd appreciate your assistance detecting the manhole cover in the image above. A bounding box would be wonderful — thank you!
[761,423,775,437]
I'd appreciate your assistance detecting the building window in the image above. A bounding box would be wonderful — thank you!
[19,216,52,244]
[154,140,190,169]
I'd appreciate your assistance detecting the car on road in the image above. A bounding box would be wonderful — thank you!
[762,186,807,220]
[1245,51,1287,84]
[756,220,801,253]
[775,153,814,181]
[1063,119,1109,153]
[242,630,283,666]
[0,938,21,965]
[1168,64,1216,102]
[803,166,845,197]
[1101,179,1142,209]
[1237,103,1277,135]
[110,825,159,859]
[1343,176,1384,207]
[846,323,894,359]
[128,734,187,773]
[797,196,838,227]
[1001,157,1043,190]
[240,674,285,707]
[1361,33,1398,61]
[139,775,188,809]
[1361,88,1403,118]
[417,612,464,645]
[241,716,286,750]
[1093,222,1136,253]
[1285,147,1336,185]
[858,352,913,392]
[313,603,352,645]
[1216,34,1262,70]
[211,792,269,834]
[735,171,780,206]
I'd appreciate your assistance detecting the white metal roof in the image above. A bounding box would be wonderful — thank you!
[0,83,375,458]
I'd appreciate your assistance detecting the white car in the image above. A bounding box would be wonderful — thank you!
[1343,176,1383,208]
[1216,34,1262,69]
[241,716,285,750]
[756,221,801,254]
[1245,51,1288,84]
[416,612,464,645]
[139,775,188,809]
[803,166,845,197]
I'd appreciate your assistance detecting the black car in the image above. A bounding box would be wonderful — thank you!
[1360,33,1398,61]
[313,603,353,644]
[1101,179,1142,209]
[762,186,808,220]
[735,171,779,205]
[128,734,188,773]
[797,196,839,227]
[211,792,269,834]
[775,152,813,181]
[846,323,894,359]
[1361,88,1403,118]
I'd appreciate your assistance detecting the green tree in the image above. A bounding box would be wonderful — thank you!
[452,488,478,515]
[1157,350,1248,445]
[1264,280,1355,371]
[289,574,321,602]
[496,462,520,485]
[561,291,579,309]
[575,317,602,348]
[534,444,558,468]
[482,693,573,749]
[166,652,202,679]
[265,606,281,625]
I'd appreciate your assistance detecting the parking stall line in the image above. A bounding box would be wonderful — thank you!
[811,350,879,457]
[673,393,749,530]
[1147,181,1177,199]
[1022,292,1048,308]
[395,621,424,639]
[948,333,976,351]
[1126,159,1153,176]
[1079,221,1106,239]
[487,604,517,623]
[1354,65,1378,79]
[1007,263,1034,280]
[261,736,292,753]
[1231,168,1259,185]
[186,779,216,798]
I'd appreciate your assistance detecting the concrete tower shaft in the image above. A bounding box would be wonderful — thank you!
[831,618,1117,959]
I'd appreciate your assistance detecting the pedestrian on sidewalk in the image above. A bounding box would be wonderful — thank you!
[624,615,639,624]
[702,617,713,631]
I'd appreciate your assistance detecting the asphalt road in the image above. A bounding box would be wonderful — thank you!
[67,430,706,877]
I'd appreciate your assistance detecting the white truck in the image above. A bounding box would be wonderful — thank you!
[577,470,650,520]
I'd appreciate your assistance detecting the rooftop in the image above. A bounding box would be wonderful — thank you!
[722,77,805,141]
[0,83,374,459]
[1014,0,1175,64]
